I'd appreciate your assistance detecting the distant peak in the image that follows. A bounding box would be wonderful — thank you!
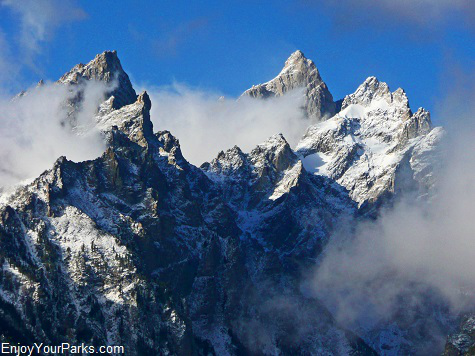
[286,50,306,62]
[364,76,379,84]
[341,76,390,108]
[242,49,335,120]
[356,77,410,107]
[93,50,121,68]
[254,133,292,155]
[282,50,314,72]
[59,50,125,83]
[264,133,288,145]
[79,50,125,78]
[251,133,297,173]
[359,76,386,93]
[59,50,137,110]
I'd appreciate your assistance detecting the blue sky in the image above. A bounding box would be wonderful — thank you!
[0,0,473,122]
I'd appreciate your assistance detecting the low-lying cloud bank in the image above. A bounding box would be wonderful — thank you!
[310,83,475,349]
[147,83,309,165]
[0,79,311,190]
[0,81,108,189]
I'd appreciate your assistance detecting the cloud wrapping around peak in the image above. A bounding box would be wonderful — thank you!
[310,79,475,352]
[146,83,310,165]
[0,80,109,189]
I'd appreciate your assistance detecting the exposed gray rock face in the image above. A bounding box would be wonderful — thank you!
[202,133,355,255]
[0,50,459,356]
[399,107,432,143]
[242,50,336,121]
[58,50,137,110]
[444,315,475,355]
[95,91,154,147]
[296,76,442,207]
[0,51,375,355]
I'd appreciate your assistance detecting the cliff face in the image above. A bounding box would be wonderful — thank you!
[242,50,336,121]
[0,50,451,355]
[297,76,442,207]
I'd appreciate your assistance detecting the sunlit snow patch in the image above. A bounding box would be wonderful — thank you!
[301,152,332,175]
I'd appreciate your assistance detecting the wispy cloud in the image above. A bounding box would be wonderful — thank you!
[300,0,474,33]
[0,0,87,89]
[153,17,209,57]
[145,83,309,165]
[0,80,109,189]
[1,0,87,56]
[310,76,475,352]
[129,17,210,58]
[364,0,473,24]
[0,29,20,93]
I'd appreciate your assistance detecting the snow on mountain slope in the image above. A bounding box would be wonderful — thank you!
[0,48,460,355]
[296,76,444,206]
[242,50,336,121]
[0,51,377,355]
[202,133,355,256]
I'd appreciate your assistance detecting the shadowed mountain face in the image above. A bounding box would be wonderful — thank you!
[0,51,457,355]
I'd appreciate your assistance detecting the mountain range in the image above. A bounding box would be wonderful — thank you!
[0,50,468,355]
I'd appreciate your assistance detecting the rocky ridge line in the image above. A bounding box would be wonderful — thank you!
[242,50,336,121]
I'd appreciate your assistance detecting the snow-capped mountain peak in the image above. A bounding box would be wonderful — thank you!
[297,77,440,205]
[0,49,450,355]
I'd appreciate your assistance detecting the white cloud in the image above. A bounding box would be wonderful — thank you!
[0,81,108,189]
[147,83,310,165]
[310,79,475,350]
[1,0,87,55]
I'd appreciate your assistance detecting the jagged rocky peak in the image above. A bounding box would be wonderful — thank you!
[59,50,137,109]
[400,107,432,141]
[342,76,390,106]
[297,76,440,205]
[137,89,152,110]
[201,145,248,176]
[96,90,154,147]
[444,314,475,355]
[202,133,307,210]
[203,134,297,180]
[337,76,433,133]
[242,50,336,121]
[267,50,323,93]
[342,76,410,115]
[249,133,297,172]
[155,130,188,168]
